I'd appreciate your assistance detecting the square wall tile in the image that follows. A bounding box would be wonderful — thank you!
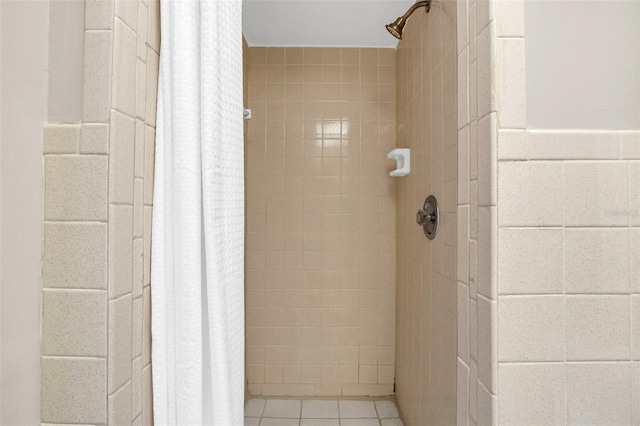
[109,294,133,393]
[42,357,107,424]
[565,229,629,294]
[497,129,527,160]
[498,161,563,226]
[498,363,565,426]
[621,132,640,159]
[564,162,629,227]
[80,123,109,154]
[498,296,564,362]
[498,229,563,295]
[42,289,106,356]
[44,222,107,289]
[45,155,108,221]
[566,363,632,426]
[44,124,79,154]
[566,295,630,361]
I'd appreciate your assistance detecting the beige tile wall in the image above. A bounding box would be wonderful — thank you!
[245,47,397,397]
[457,1,640,424]
[394,1,458,425]
[42,0,159,424]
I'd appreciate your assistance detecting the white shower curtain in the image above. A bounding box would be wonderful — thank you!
[151,0,245,424]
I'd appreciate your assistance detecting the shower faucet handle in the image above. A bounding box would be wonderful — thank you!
[416,209,436,225]
[416,195,440,240]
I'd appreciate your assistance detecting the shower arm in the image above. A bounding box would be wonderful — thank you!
[402,0,431,19]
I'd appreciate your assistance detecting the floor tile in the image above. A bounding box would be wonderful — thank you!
[375,400,399,418]
[260,418,299,426]
[300,419,340,426]
[381,419,404,426]
[245,418,260,426]
[302,400,339,419]
[339,400,378,418]
[340,419,380,426]
[245,399,266,417]
[263,399,302,418]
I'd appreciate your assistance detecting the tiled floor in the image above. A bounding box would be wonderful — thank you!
[244,399,404,426]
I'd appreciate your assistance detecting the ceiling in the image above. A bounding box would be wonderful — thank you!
[242,0,415,48]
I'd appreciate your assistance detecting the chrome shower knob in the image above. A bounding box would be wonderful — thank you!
[416,210,435,226]
[416,195,439,240]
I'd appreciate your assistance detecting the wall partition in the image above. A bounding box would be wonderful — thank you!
[457,1,640,424]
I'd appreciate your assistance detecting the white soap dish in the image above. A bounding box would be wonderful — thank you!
[387,148,410,177]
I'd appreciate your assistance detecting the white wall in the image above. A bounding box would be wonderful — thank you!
[526,0,640,130]
[0,0,49,423]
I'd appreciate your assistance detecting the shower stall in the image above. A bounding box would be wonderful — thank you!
[242,1,459,424]
[1,0,639,424]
